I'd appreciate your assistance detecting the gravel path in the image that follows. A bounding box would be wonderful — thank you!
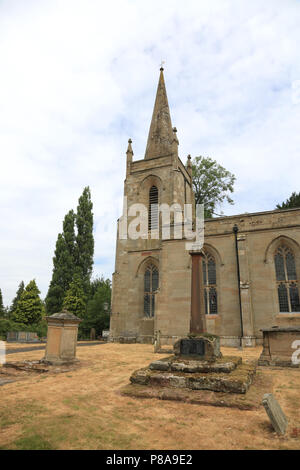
[5,341,104,355]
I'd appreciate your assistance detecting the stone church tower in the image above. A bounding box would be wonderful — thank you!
[110,68,300,346]
[110,68,195,344]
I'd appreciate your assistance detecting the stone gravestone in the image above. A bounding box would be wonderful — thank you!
[262,393,288,435]
[42,310,82,365]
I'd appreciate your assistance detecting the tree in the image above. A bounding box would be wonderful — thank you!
[276,192,300,210]
[9,281,25,317]
[62,274,86,318]
[46,188,95,314]
[81,277,111,337]
[46,210,76,314]
[75,187,94,294]
[191,156,236,218]
[0,289,5,318]
[12,280,44,325]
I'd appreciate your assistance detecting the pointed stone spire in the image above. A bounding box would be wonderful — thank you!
[144,68,176,159]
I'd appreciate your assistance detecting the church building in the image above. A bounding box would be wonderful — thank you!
[109,68,300,347]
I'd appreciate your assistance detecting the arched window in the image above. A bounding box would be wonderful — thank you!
[144,264,159,317]
[202,253,218,314]
[148,186,158,231]
[275,245,300,312]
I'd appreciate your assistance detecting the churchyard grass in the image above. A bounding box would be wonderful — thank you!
[0,343,299,450]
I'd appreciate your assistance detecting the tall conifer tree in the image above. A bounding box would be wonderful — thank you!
[9,281,25,316]
[46,210,76,314]
[62,274,86,318]
[46,188,94,314]
[0,289,5,317]
[75,187,94,294]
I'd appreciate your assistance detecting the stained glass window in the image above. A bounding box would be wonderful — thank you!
[275,246,299,313]
[144,265,159,317]
[202,253,218,314]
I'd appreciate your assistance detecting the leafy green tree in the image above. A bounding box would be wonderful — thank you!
[12,280,44,325]
[0,289,5,318]
[46,210,76,314]
[9,281,25,317]
[62,274,86,318]
[75,187,94,294]
[80,278,111,337]
[191,156,236,218]
[276,192,300,210]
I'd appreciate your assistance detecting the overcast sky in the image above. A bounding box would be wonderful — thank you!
[1,0,300,306]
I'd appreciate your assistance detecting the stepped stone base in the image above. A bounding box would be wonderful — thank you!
[149,355,241,373]
[130,357,256,394]
[126,335,256,403]
[122,370,271,409]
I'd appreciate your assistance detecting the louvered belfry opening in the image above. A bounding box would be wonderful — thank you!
[144,264,159,317]
[275,245,300,312]
[202,253,218,315]
[148,186,159,231]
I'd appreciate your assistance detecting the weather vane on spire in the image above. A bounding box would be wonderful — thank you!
[160,60,165,70]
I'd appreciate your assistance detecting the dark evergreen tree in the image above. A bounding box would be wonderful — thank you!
[46,210,76,314]
[62,273,86,318]
[276,192,300,210]
[0,289,5,318]
[46,188,95,314]
[75,187,94,294]
[9,281,25,316]
[63,209,76,264]
[12,280,44,325]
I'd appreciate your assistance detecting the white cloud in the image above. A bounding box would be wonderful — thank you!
[0,0,300,305]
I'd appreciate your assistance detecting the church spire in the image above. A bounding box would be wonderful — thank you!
[144,67,176,160]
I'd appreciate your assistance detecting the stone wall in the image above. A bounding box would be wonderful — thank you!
[111,205,300,347]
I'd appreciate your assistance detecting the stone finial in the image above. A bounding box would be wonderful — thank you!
[126,138,133,155]
[126,138,133,177]
[186,154,192,179]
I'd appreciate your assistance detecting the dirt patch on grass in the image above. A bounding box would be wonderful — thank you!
[0,343,299,450]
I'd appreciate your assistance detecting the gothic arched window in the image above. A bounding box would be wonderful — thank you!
[202,253,218,315]
[144,264,159,317]
[275,245,300,312]
[148,186,158,231]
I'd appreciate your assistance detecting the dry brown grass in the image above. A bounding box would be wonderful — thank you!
[0,342,299,450]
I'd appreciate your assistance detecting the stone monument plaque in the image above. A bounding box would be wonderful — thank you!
[180,338,205,356]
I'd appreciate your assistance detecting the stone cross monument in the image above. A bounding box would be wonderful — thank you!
[189,249,207,334]
[172,249,221,359]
